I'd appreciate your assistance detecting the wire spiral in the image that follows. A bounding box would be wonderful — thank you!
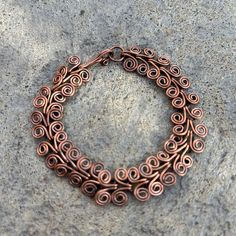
[31,46,208,206]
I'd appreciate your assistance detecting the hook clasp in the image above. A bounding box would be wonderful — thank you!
[81,46,125,69]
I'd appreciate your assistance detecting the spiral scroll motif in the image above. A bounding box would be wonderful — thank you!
[31,46,208,206]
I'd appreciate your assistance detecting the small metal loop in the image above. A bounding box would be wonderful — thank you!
[109,46,125,62]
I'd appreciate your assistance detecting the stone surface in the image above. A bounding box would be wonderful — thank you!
[0,0,235,235]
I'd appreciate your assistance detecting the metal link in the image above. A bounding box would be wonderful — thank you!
[108,46,125,62]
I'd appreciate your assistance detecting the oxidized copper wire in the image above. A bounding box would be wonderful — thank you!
[31,46,208,206]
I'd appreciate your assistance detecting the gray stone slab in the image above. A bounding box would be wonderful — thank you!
[0,0,235,235]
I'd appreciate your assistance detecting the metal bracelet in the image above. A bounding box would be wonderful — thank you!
[31,46,208,206]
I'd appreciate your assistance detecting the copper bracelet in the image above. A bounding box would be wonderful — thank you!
[31,46,208,206]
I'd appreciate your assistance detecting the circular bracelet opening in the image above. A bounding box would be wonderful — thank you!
[64,65,172,170]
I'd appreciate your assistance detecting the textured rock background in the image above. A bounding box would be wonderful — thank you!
[0,0,235,235]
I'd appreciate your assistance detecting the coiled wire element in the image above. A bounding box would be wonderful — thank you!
[31,46,208,206]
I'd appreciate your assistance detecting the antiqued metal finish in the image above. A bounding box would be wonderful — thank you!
[31,46,208,206]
